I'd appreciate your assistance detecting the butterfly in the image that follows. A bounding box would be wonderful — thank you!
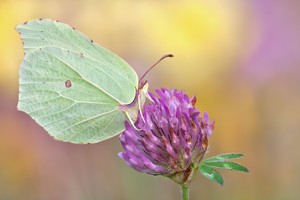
[17,18,172,144]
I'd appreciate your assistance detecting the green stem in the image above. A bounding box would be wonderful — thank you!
[181,185,189,200]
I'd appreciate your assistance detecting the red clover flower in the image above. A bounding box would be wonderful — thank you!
[118,88,215,185]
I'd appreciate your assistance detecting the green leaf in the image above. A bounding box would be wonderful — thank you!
[204,153,245,163]
[199,164,224,186]
[16,19,143,144]
[203,161,249,173]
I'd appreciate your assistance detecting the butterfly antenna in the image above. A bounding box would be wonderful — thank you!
[139,54,174,83]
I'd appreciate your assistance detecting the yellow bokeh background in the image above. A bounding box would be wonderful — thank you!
[1,0,300,199]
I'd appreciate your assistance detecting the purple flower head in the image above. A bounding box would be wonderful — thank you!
[118,88,215,185]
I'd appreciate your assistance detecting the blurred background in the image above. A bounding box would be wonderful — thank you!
[1,0,300,199]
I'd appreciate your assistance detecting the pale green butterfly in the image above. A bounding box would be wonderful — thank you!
[17,18,172,144]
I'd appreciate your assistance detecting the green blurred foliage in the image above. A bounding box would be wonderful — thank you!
[1,0,300,199]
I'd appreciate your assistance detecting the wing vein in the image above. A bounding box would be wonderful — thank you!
[57,107,119,134]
